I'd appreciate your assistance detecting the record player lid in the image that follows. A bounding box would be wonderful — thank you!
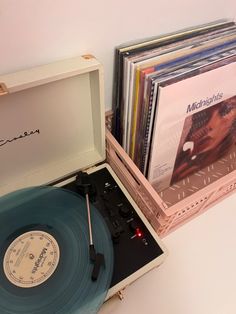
[0,55,105,196]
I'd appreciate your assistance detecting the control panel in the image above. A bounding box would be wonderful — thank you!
[64,167,163,287]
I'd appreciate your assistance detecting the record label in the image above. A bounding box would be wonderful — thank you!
[3,231,60,288]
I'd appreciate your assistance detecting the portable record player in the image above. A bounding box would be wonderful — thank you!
[0,55,167,311]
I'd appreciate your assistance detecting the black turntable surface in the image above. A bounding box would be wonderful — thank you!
[64,167,164,288]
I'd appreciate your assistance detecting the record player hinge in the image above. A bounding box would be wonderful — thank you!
[82,54,95,60]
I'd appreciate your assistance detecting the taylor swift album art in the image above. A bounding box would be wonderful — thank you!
[171,95,236,184]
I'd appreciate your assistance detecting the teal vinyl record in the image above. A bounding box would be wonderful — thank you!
[0,186,114,314]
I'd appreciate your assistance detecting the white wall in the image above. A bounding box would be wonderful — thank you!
[1,0,235,109]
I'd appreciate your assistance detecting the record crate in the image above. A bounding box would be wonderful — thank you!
[105,111,236,237]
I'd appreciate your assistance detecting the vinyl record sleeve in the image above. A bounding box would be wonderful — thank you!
[141,47,236,176]
[147,60,236,191]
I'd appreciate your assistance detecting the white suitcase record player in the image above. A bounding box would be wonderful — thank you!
[0,55,167,312]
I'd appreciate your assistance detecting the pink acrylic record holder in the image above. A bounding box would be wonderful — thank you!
[105,111,236,237]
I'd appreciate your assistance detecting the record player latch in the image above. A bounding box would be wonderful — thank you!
[117,289,125,300]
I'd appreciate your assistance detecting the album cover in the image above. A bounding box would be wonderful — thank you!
[147,60,236,191]
[141,47,236,176]
[171,95,236,184]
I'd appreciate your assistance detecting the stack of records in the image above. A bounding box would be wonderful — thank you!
[113,19,236,192]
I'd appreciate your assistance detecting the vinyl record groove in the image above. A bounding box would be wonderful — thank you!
[0,186,113,314]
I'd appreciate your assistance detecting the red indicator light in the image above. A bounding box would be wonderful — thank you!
[136,228,142,238]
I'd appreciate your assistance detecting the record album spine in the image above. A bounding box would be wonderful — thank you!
[140,77,156,175]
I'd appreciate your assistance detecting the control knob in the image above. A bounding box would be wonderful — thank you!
[118,204,131,218]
